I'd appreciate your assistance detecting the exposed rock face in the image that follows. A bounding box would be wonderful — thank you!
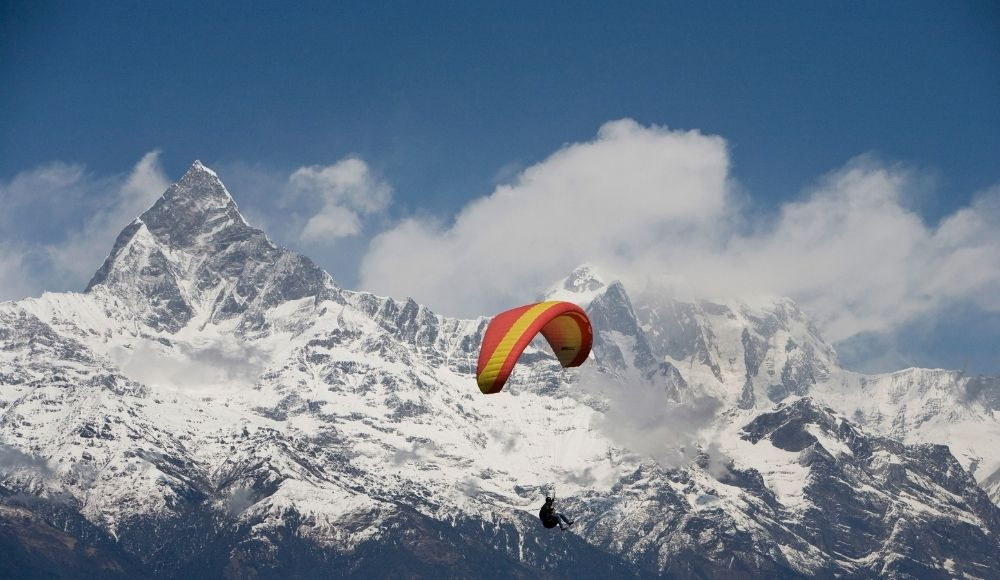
[2,162,998,578]
[739,399,1000,577]
[587,282,657,372]
[86,161,336,334]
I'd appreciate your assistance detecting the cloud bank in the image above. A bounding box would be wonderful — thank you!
[2,123,996,372]
[359,119,1000,347]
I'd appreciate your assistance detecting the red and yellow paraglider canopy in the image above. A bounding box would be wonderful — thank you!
[476,301,593,394]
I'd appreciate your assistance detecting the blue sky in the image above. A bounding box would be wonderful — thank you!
[1,1,998,373]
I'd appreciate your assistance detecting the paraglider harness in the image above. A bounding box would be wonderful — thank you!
[539,497,560,529]
[539,490,573,530]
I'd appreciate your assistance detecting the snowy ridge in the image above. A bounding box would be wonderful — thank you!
[1,161,998,578]
[543,264,608,306]
[624,282,1000,484]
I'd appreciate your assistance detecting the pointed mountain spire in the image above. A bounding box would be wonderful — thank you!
[139,160,247,248]
[543,263,608,306]
[86,161,336,332]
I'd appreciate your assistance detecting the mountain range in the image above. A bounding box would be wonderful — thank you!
[1,161,998,578]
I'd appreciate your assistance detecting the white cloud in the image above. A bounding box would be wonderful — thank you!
[576,365,723,470]
[0,443,53,477]
[45,150,169,286]
[0,247,33,301]
[358,119,1000,348]
[360,119,731,317]
[109,335,270,393]
[0,162,88,203]
[288,158,392,244]
[0,151,168,300]
[120,150,171,209]
[929,186,1000,312]
[684,163,1000,341]
[302,204,363,239]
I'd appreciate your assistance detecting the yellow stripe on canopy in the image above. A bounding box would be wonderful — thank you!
[477,301,561,393]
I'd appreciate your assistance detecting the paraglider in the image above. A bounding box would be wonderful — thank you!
[538,495,574,531]
[476,300,592,531]
[476,301,593,394]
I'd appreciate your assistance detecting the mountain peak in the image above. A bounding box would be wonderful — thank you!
[564,264,605,292]
[88,161,246,292]
[543,263,608,305]
[162,160,236,213]
[85,161,335,331]
[129,160,249,253]
[188,159,216,176]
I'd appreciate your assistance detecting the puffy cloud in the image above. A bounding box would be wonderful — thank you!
[678,163,1000,341]
[0,151,168,300]
[223,487,256,516]
[929,186,1000,312]
[120,150,171,210]
[358,120,1000,354]
[288,158,392,244]
[209,156,394,287]
[574,364,724,470]
[360,119,731,317]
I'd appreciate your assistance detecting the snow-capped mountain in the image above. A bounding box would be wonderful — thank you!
[544,265,1000,489]
[608,278,1000,486]
[1,162,998,578]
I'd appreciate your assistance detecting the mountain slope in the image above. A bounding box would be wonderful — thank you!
[616,280,1000,485]
[1,161,998,578]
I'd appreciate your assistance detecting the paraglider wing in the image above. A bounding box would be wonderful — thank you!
[476,301,593,394]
